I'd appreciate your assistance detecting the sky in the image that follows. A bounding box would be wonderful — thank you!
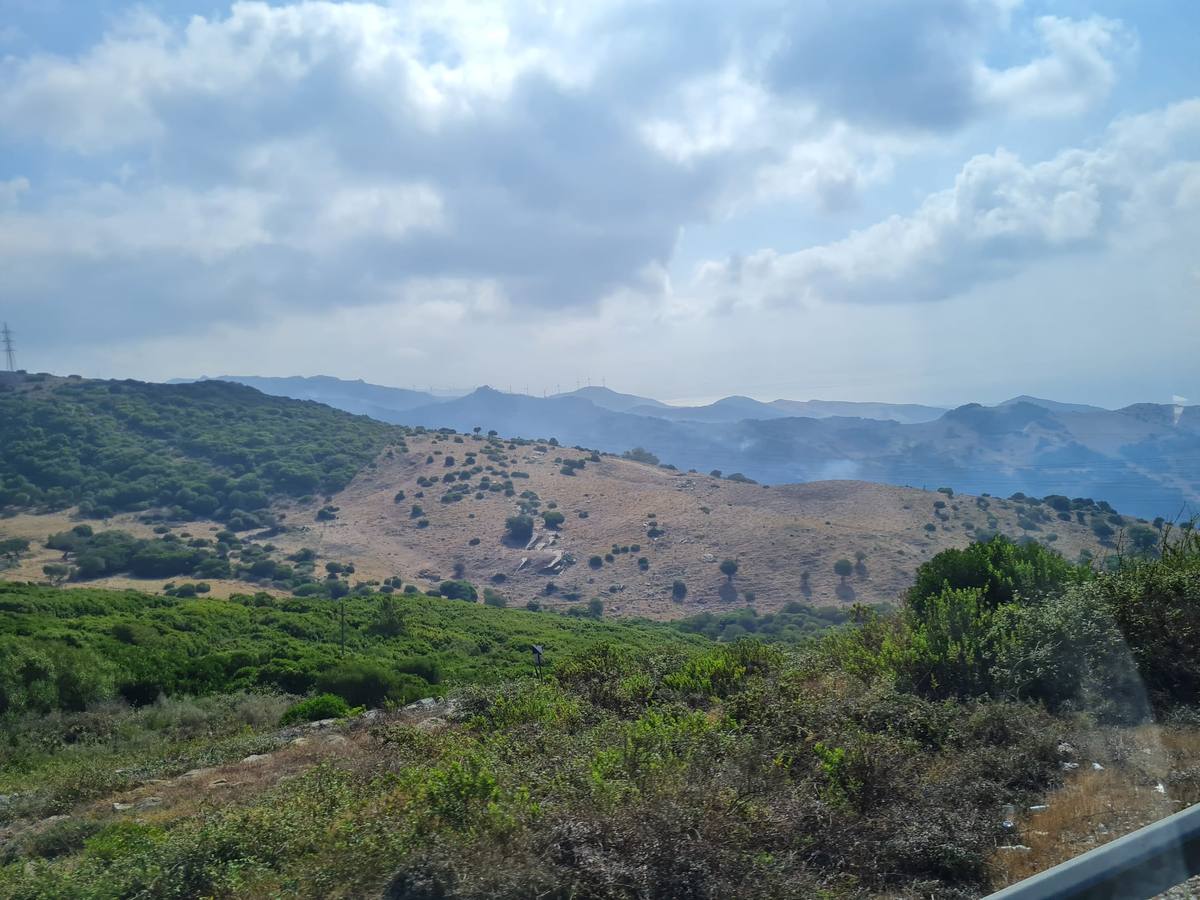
[1,0,1198,407]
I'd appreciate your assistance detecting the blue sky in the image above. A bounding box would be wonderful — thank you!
[1,0,1197,406]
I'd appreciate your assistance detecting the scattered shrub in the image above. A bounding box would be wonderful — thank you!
[439,580,478,602]
[279,693,351,725]
[505,515,534,544]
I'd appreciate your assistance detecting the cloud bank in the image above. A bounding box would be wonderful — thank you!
[0,0,1193,406]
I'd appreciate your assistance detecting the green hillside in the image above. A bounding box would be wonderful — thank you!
[0,581,704,717]
[1,535,1199,898]
[0,377,402,528]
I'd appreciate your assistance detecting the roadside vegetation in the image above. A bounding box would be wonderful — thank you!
[1,530,1197,897]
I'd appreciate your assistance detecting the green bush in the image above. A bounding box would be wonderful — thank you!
[439,580,478,602]
[622,447,660,465]
[315,661,427,708]
[907,535,1084,616]
[280,693,351,725]
[505,515,534,544]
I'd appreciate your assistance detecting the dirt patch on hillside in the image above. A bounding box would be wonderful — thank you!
[0,433,1118,618]
[269,433,1116,619]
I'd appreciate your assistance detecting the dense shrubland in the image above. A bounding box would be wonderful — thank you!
[832,532,1200,719]
[0,582,703,717]
[672,600,856,642]
[1,532,1198,897]
[0,635,1069,898]
[0,379,401,526]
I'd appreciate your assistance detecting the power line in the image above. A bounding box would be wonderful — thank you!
[1,323,14,372]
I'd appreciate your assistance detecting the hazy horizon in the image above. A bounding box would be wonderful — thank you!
[165,371,1192,413]
[2,1,1198,407]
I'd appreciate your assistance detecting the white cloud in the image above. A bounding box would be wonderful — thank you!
[759,0,1126,133]
[977,15,1135,117]
[0,0,1183,404]
[692,100,1200,308]
[0,183,271,260]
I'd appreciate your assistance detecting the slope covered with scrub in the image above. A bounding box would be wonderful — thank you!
[1,533,1198,898]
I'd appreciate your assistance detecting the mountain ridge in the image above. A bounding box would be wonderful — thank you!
[158,373,1199,520]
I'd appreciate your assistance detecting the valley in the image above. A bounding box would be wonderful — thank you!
[1,372,1198,900]
[207,375,1200,522]
[0,374,1127,613]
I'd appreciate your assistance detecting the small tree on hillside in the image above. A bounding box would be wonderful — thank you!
[42,563,70,585]
[834,558,853,583]
[672,579,687,601]
[719,558,739,582]
[854,550,868,577]
[542,510,565,530]
[439,579,478,602]
[1126,524,1159,557]
[505,515,534,544]
[370,594,406,637]
[622,447,660,465]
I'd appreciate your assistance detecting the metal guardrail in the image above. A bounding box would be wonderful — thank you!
[986,801,1200,900]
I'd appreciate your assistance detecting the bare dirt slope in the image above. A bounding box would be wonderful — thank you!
[271,432,1114,618]
[0,431,1119,617]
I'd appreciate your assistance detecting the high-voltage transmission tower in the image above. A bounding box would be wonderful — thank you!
[1,323,14,372]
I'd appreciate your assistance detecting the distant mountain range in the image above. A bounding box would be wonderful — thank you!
[178,375,438,419]
[550,386,670,413]
[181,375,1199,519]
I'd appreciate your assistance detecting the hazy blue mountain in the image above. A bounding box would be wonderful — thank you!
[626,395,791,423]
[996,395,1108,414]
[550,386,669,412]
[169,374,1198,519]
[768,398,947,424]
[204,375,440,419]
[401,387,724,455]
[394,393,1198,520]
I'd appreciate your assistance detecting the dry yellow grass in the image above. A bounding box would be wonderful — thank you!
[991,725,1200,889]
[269,432,1116,618]
[0,510,287,599]
[0,432,1117,617]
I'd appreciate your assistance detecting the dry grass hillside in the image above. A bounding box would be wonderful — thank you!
[272,431,1115,618]
[0,429,1123,616]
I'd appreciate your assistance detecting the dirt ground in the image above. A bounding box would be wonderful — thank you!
[0,433,1116,617]
[266,433,1114,618]
[991,723,1200,896]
